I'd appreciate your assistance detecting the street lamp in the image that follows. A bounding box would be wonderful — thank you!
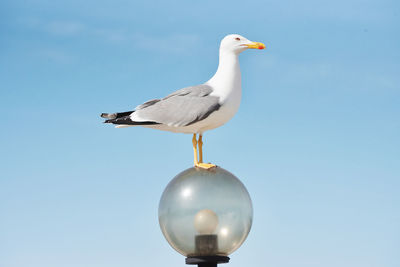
[159,167,253,267]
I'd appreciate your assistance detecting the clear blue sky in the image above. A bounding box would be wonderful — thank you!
[1,0,399,266]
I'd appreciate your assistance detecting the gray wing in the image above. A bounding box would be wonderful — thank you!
[132,84,220,127]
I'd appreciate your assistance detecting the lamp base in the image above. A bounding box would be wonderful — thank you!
[186,256,230,267]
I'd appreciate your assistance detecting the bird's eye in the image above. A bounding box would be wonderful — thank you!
[235,37,240,41]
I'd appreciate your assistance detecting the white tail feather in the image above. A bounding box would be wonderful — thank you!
[115,125,134,128]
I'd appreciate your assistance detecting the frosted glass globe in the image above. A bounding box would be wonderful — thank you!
[158,167,253,257]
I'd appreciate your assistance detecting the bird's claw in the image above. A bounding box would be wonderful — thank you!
[195,163,217,169]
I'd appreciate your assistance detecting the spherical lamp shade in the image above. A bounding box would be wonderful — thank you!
[158,167,253,257]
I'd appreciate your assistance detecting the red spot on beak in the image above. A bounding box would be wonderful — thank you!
[258,45,264,49]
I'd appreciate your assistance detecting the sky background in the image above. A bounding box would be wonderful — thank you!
[1,0,399,267]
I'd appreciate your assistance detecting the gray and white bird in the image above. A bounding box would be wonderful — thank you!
[101,34,266,169]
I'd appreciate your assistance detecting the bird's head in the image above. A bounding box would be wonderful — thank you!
[220,34,266,55]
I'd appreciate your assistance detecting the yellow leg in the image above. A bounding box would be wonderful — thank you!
[192,134,198,166]
[194,134,216,169]
[198,134,204,163]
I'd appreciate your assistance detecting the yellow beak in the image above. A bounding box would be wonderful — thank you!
[244,42,266,50]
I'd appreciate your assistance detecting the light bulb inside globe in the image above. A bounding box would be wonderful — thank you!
[194,209,219,234]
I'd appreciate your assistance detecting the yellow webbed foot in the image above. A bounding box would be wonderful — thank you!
[195,162,217,169]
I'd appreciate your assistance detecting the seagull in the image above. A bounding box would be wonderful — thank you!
[101,34,265,169]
